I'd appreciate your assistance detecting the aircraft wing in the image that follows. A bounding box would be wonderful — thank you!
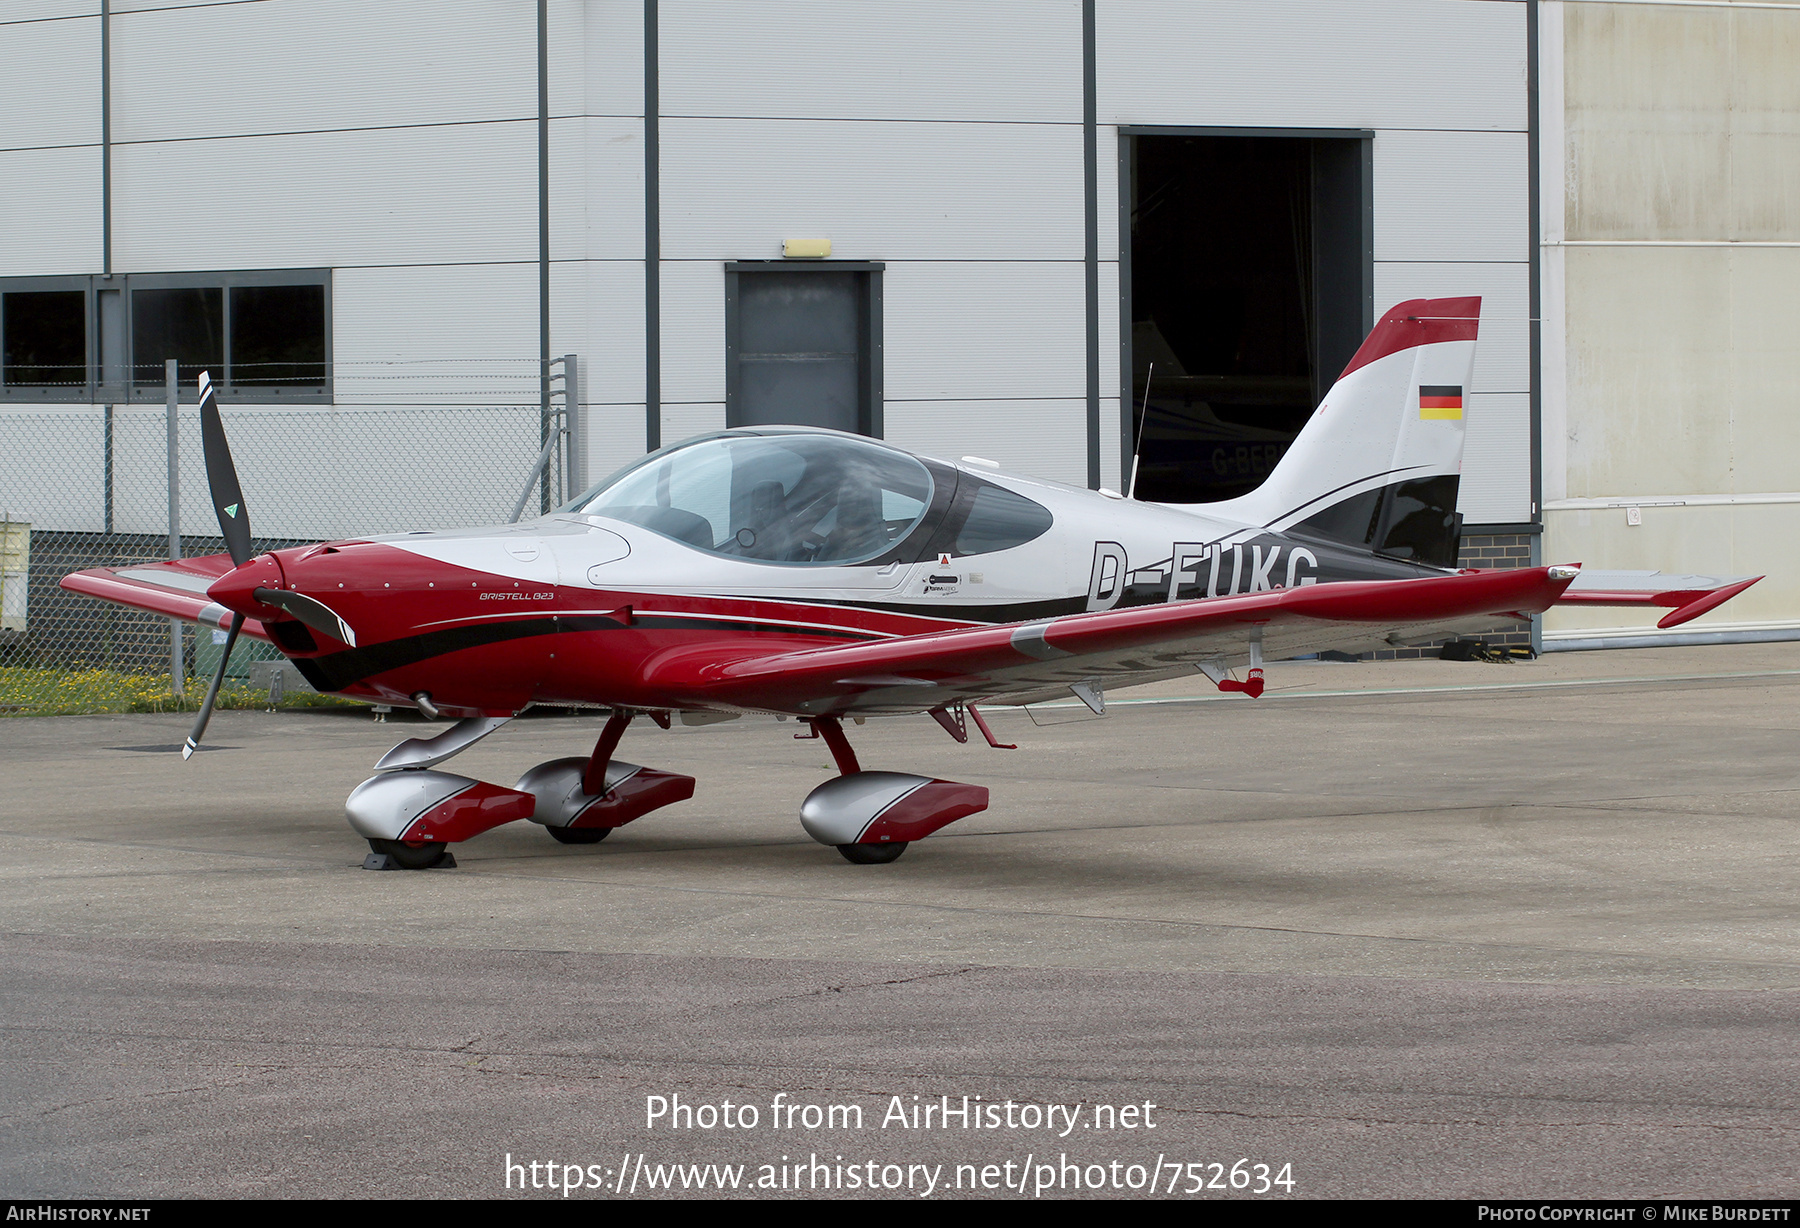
[59,554,273,642]
[645,565,1581,714]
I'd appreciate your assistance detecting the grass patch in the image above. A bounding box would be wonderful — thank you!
[0,666,364,716]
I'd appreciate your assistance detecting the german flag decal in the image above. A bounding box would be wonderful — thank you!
[1419,385,1464,420]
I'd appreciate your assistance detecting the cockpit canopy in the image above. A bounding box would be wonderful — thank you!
[567,431,936,566]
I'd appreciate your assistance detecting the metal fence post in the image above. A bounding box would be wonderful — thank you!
[563,353,583,497]
[165,359,183,697]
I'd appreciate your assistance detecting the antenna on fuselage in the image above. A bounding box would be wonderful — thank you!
[1126,362,1154,500]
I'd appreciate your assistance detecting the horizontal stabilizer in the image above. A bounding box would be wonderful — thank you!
[1555,568,1762,629]
[59,554,272,642]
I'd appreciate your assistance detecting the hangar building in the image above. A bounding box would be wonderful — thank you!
[1,1,1794,654]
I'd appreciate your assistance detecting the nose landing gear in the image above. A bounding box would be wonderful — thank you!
[346,708,695,869]
[346,769,535,869]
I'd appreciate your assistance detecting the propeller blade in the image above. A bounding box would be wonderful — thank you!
[182,612,243,760]
[197,371,253,567]
[253,587,357,647]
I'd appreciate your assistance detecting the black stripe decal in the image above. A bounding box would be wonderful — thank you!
[292,612,873,693]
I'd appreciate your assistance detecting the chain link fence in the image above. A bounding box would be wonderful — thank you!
[0,358,583,714]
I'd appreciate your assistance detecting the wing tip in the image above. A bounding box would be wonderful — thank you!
[1656,575,1762,629]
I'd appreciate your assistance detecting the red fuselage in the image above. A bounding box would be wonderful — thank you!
[212,539,974,719]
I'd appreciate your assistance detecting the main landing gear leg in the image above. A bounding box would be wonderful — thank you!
[515,707,696,845]
[796,716,989,865]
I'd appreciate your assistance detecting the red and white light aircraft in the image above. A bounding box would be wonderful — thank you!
[64,298,1759,869]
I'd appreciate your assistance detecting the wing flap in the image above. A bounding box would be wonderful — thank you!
[60,554,272,641]
[644,566,1576,713]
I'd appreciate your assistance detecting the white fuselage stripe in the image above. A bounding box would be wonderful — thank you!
[409,607,909,637]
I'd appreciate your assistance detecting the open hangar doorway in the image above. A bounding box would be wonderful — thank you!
[1121,128,1372,504]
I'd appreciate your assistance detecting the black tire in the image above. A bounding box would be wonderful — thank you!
[837,841,907,865]
[369,838,450,870]
[548,825,610,845]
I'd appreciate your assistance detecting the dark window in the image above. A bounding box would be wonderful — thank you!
[2,291,85,389]
[230,284,326,388]
[0,271,328,400]
[131,287,223,387]
[953,484,1054,556]
[1293,474,1461,568]
[1374,475,1461,568]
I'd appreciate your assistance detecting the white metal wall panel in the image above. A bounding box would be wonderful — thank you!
[5,404,545,537]
[1559,245,1800,501]
[109,0,536,142]
[586,402,648,491]
[2,401,537,538]
[885,262,1086,402]
[162,406,540,538]
[578,259,647,408]
[1372,262,1530,393]
[544,0,595,118]
[1457,392,1531,524]
[332,264,538,400]
[0,408,105,534]
[657,259,726,405]
[109,404,204,537]
[884,398,1089,488]
[5,4,96,20]
[661,0,1080,124]
[111,0,256,9]
[0,15,99,150]
[661,402,726,447]
[1098,0,1527,133]
[659,119,1085,261]
[112,124,536,270]
[0,146,101,274]
[579,0,644,118]
[1373,129,1530,263]
[1722,249,1800,498]
[568,116,644,262]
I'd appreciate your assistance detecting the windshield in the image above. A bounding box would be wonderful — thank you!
[569,433,935,566]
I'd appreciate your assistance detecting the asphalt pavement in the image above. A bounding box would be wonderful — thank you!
[3,645,1797,1199]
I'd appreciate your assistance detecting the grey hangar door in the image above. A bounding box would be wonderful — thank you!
[725,261,884,437]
